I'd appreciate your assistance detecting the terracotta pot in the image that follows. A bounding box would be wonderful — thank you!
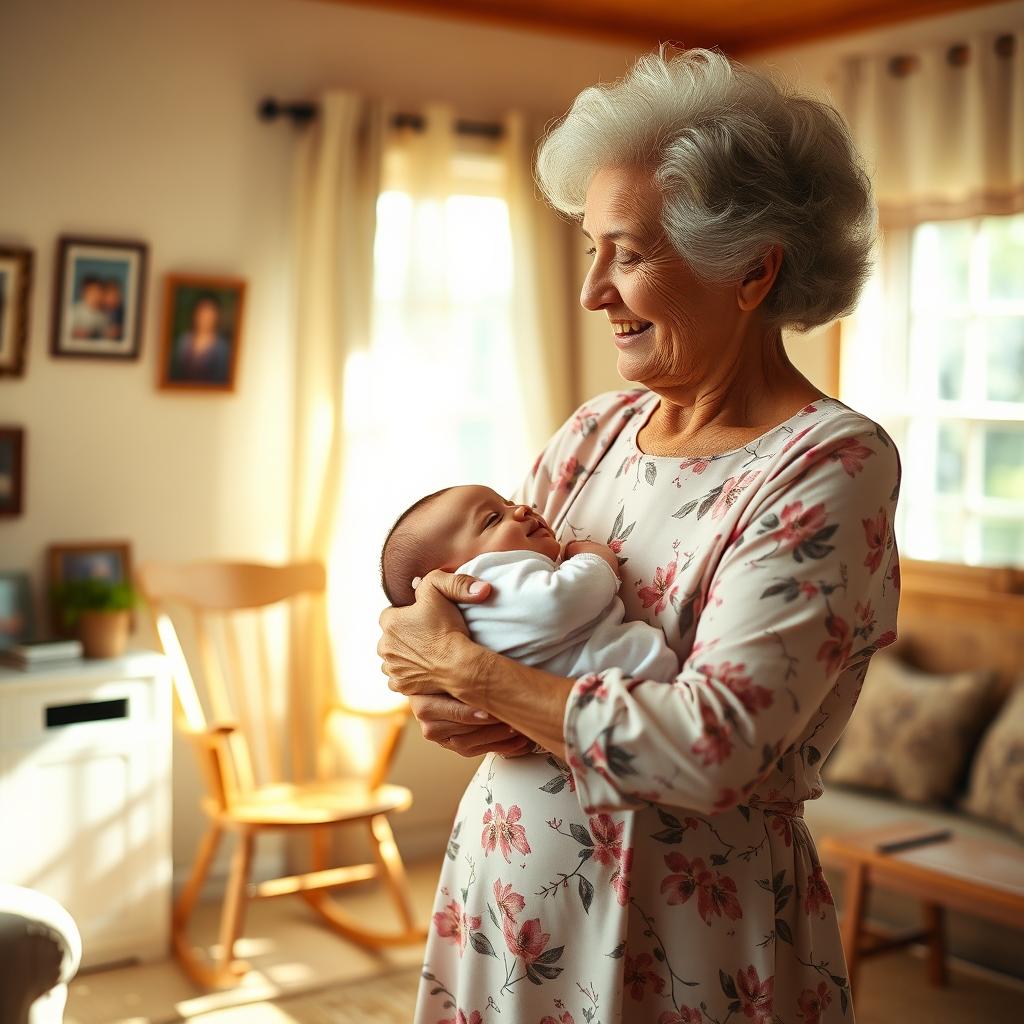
[79,609,130,659]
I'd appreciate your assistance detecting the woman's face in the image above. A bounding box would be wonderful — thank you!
[192,299,220,333]
[580,164,745,389]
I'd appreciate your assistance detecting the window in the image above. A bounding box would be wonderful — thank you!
[842,213,1024,567]
[330,137,530,706]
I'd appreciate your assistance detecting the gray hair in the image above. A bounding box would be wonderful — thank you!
[535,48,876,332]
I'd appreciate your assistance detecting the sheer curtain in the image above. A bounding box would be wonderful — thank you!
[840,30,1023,227]
[290,92,387,561]
[324,105,576,715]
[503,110,576,456]
[838,31,1024,566]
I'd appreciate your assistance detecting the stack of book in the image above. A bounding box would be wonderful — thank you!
[0,638,84,670]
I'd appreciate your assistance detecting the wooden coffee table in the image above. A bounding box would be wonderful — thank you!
[819,822,1024,994]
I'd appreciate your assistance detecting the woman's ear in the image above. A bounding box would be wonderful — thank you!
[737,245,783,312]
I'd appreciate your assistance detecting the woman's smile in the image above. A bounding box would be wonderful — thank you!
[610,318,655,348]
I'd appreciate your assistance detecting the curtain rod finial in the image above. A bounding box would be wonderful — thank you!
[258,98,318,126]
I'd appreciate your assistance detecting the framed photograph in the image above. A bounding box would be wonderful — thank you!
[0,246,32,377]
[0,572,34,649]
[0,427,24,517]
[51,236,148,360]
[47,540,132,634]
[159,274,246,392]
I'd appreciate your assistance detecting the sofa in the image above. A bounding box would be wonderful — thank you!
[803,560,1024,981]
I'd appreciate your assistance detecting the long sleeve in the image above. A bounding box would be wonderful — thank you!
[458,551,620,664]
[562,423,902,816]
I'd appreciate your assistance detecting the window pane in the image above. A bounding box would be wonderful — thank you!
[984,317,1024,403]
[983,214,1024,302]
[911,221,971,309]
[982,426,1024,499]
[911,317,968,400]
[903,497,964,562]
[936,421,966,494]
[980,520,1024,566]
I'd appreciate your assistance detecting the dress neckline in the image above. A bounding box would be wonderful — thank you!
[629,391,840,462]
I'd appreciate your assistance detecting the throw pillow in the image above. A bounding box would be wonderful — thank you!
[961,683,1024,840]
[823,655,996,804]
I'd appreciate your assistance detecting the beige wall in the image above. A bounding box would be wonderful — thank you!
[0,0,642,883]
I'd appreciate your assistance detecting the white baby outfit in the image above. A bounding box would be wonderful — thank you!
[456,549,678,681]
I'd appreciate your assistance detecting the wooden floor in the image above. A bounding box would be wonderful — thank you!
[65,856,1024,1023]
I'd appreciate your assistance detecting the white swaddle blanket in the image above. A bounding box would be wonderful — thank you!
[456,549,678,681]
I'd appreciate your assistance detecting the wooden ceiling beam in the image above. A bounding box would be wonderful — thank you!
[312,0,1010,56]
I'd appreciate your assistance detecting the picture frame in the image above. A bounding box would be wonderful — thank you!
[51,236,148,360]
[47,540,133,635]
[0,246,32,377]
[0,426,24,517]
[159,274,246,392]
[0,572,35,649]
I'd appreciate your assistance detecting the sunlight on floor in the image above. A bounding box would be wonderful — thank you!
[65,857,441,1024]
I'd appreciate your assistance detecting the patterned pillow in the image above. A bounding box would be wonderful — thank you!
[823,655,997,804]
[961,684,1024,839]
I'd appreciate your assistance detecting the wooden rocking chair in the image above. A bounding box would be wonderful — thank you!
[136,559,426,989]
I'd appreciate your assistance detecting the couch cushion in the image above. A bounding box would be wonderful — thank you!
[822,655,997,804]
[805,784,1021,849]
[961,683,1024,840]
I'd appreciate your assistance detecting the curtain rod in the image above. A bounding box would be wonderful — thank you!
[258,98,504,138]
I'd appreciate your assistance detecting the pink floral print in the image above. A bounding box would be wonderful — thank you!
[432,900,481,956]
[481,803,531,863]
[416,391,899,1024]
[637,557,678,613]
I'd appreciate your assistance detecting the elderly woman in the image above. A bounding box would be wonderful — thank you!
[379,48,899,1024]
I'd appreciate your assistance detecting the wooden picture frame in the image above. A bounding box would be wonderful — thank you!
[0,571,35,648]
[0,246,32,377]
[158,274,246,392]
[51,236,148,360]
[0,426,24,517]
[47,540,133,635]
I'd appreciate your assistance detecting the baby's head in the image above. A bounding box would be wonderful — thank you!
[380,485,560,606]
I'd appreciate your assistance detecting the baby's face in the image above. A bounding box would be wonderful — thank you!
[430,485,561,570]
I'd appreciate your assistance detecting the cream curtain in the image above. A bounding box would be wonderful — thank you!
[841,31,1024,226]
[503,110,576,453]
[290,92,388,562]
[291,98,578,721]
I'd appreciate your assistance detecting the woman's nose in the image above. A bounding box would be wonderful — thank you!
[580,257,619,311]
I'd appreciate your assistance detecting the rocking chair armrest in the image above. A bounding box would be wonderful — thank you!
[188,722,241,811]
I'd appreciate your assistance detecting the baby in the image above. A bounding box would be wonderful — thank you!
[380,484,677,681]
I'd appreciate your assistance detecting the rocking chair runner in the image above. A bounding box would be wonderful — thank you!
[136,560,425,989]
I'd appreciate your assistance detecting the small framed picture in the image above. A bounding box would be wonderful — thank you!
[47,540,133,634]
[0,246,32,377]
[159,274,246,392]
[0,427,24,517]
[0,572,34,649]
[51,236,148,360]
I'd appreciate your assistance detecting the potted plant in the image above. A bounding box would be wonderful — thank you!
[52,579,137,659]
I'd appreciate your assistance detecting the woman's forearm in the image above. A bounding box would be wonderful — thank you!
[449,635,573,760]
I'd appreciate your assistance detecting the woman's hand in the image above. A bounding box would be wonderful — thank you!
[407,693,537,758]
[378,569,537,757]
[377,569,489,700]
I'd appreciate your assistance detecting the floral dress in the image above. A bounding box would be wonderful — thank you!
[414,389,901,1024]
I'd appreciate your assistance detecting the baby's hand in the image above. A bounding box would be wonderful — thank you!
[563,540,621,579]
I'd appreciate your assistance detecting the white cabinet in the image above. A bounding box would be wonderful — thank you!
[0,651,172,967]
